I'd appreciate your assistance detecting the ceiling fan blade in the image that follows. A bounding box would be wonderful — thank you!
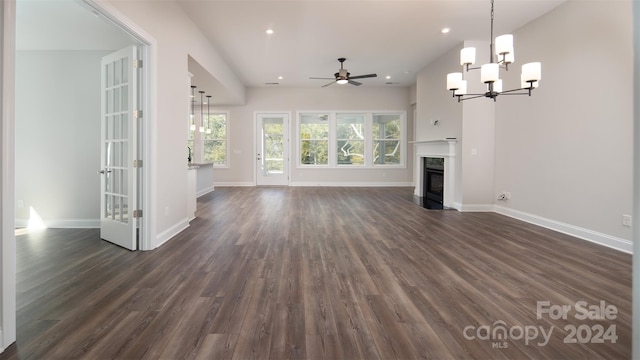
[310,77,335,80]
[322,81,336,87]
[348,80,362,86]
[349,73,377,80]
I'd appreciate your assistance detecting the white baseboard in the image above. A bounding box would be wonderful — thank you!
[196,186,215,198]
[155,218,190,249]
[214,182,255,187]
[289,181,413,187]
[15,218,100,229]
[459,204,494,212]
[494,205,632,254]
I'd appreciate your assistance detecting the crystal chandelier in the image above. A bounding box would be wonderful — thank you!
[446,0,541,102]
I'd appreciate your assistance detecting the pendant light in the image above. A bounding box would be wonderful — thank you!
[198,90,205,133]
[190,85,196,131]
[206,95,212,134]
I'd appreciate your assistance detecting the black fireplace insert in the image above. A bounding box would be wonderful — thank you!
[423,157,444,209]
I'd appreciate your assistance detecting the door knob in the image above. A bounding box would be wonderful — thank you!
[97,169,112,174]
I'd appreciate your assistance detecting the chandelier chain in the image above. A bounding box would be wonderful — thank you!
[490,0,495,63]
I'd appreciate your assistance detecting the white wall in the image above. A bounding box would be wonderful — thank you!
[495,0,633,242]
[213,86,413,186]
[416,0,633,249]
[15,50,106,227]
[1,0,17,350]
[415,40,497,207]
[415,44,463,204]
[632,0,639,355]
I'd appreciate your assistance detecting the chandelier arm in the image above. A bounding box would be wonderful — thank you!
[499,87,533,94]
[457,94,488,102]
[497,92,534,96]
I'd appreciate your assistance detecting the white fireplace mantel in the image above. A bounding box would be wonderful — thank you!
[412,138,458,209]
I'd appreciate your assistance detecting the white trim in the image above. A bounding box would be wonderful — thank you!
[82,0,158,251]
[15,219,100,229]
[155,218,189,249]
[1,0,17,350]
[290,181,413,187]
[494,205,632,254]
[215,182,255,187]
[413,138,458,209]
[459,204,494,212]
[254,111,292,186]
[196,186,215,198]
[295,110,408,169]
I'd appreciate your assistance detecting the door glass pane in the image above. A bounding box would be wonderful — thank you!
[113,169,120,194]
[122,169,128,195]
[263,118,284,175]
[106,63,113,88]
[104,194,112,219]
[121,86,128,111]
[105,143,112,167]
[121,57,128,83]
[114,87,121,113]
[121,196,129,223]
[114,59,121,85]
[122,141,128,170]
[121,114,128,139]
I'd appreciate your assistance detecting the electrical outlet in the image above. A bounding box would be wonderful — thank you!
[622,215,632,227]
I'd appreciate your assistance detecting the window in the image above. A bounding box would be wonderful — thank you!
[204,113,228,166]
[372,113,402,165]
[336,113,365,165]
[300,113,329,165]
[297,111,405,168]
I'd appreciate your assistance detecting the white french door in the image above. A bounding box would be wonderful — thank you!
[99,46,138,250]
[256,113,289,186]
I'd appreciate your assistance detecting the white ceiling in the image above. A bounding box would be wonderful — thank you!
[178,0,566,88]
[16,0,566,90]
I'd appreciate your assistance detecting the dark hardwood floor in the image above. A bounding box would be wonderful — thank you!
[1,187,631,359]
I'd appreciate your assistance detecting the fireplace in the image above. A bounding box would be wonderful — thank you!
[424,157,444,209]
[413,138,457,209]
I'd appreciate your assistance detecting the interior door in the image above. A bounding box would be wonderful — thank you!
[256,113,289,186]
[99,46,138,250]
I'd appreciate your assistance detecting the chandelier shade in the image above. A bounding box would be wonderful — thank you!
[446,0,541,102]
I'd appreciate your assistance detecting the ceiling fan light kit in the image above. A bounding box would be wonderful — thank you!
[310,58,377,87]
[446,0,541,102]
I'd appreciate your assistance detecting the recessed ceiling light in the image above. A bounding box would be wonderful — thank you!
[278,76,283,80]
[385,75,391,80]
[266,29,274,35]
[441,27,450,34]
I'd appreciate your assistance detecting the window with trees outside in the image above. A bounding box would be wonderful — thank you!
[300,113,329,165]
[204,113,228,166]
[373,114,402,165]
[337,113,365,165]
[297,111,405,168]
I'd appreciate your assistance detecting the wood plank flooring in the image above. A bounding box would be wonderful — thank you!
[1,187,631,359]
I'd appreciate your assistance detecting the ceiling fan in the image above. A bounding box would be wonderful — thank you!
[310,58,377,87]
